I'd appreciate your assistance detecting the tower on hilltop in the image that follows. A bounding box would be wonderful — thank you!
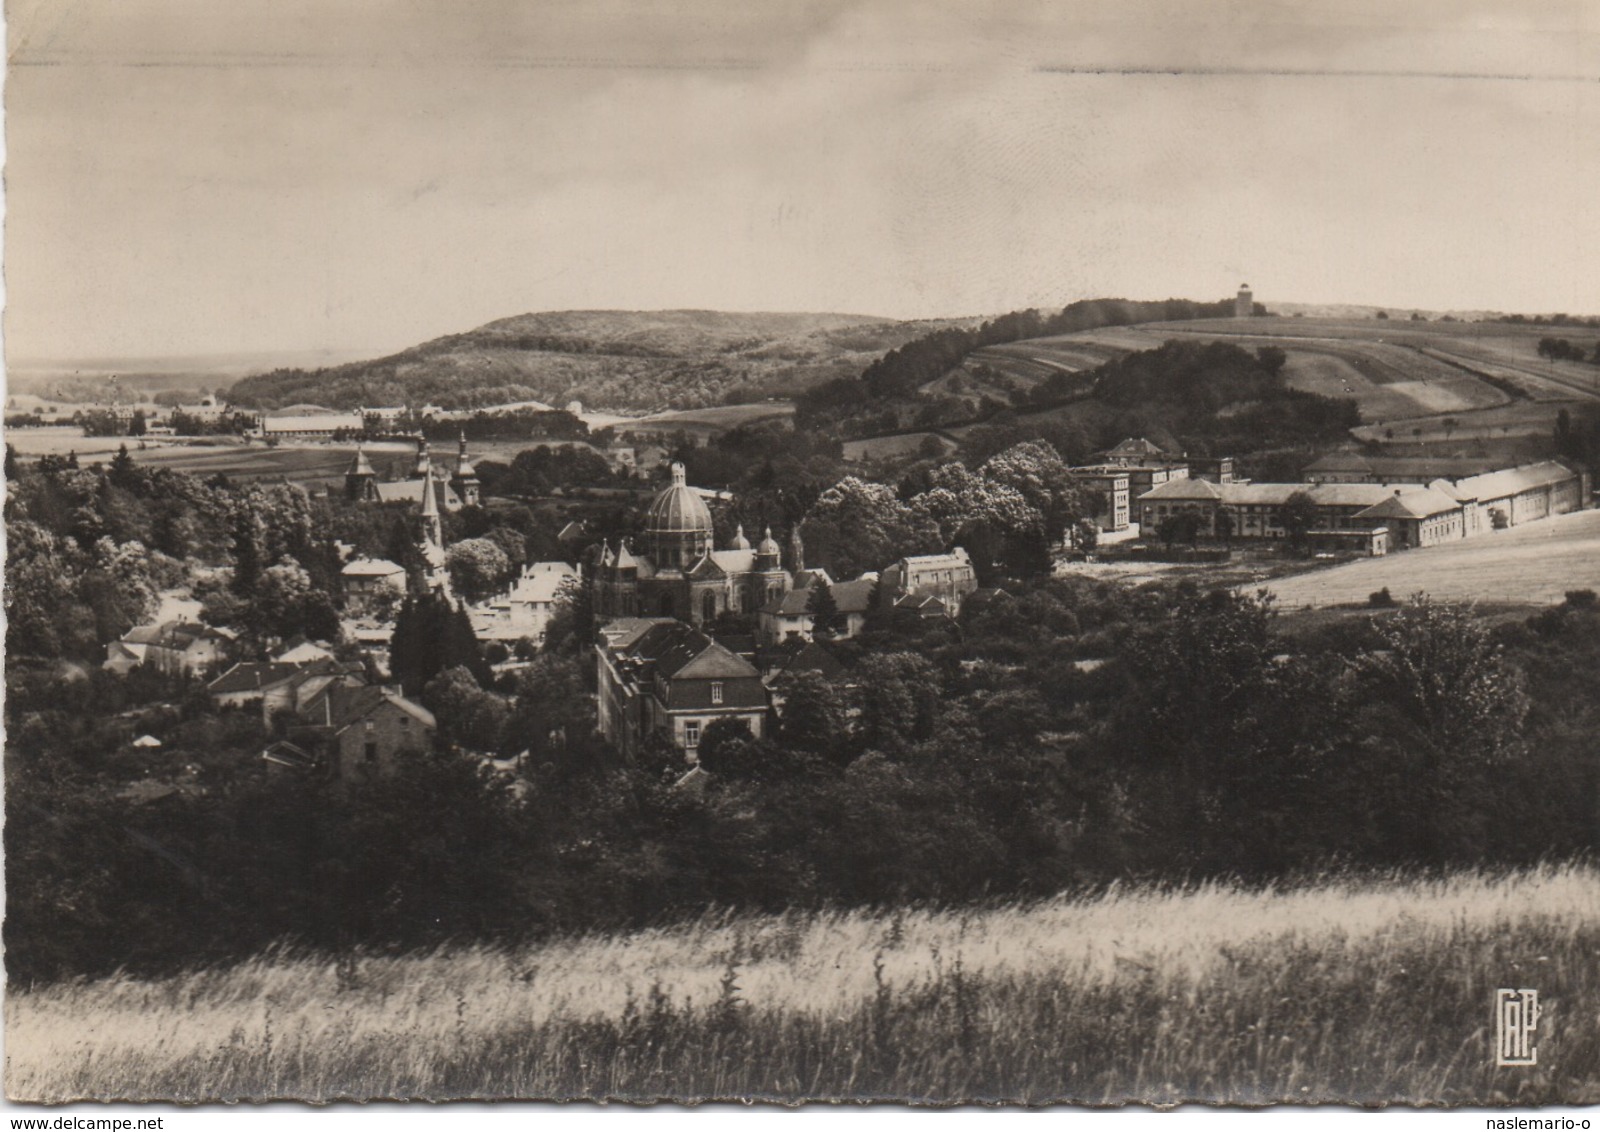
[1235,284,1254,318]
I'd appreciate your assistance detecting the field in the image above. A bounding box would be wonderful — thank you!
[1258,508,1600,610]
[8,865,1597,1104]
[946,318,1600,444]
[4,430,425,484]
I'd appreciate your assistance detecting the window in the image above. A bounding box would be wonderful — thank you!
[684,721,701,749]
[364,741,378,763]
[711,681,724,705]
[364,719,376,733]
[398,715,409,729]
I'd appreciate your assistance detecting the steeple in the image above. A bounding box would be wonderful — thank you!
[452,429,480,507]
[344,445,378,501]
[419,456,442,542]
[412,434,431,479]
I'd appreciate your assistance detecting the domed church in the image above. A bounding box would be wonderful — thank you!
[590,463,796,626]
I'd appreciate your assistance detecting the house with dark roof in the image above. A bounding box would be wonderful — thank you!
[103,620,233,677]
[878,550,977,615]
[595,618,771,761]
[761,638,849,686]
[208,661,304,709]
[267,683,436,782]
[757,576,876,645]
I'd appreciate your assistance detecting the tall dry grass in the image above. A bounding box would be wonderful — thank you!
[8,864,1598,1104]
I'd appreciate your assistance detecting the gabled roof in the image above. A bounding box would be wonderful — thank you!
[710,548,757,575]
[1139,478,1224,501]
[769,640,848,683]
[645,624,761,681]
[1354,487,1464,519]
[598,616,677,651]
[760,588,813,617]
[1104,437,1171,460]
[263,739,320,771]
[686,554,726,580]
[832,578,876,614]
[342,557,405,577]
[299,683,435,732]
[208,661,303,695]
[1453,461,1577,502]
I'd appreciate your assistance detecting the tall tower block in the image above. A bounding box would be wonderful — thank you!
[1235,284,1254,318]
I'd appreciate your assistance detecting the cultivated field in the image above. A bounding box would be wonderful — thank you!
[5,430,428,484]
[8,865,1597,1104]
[954,318,1599,437]
[1258,508,1600,610]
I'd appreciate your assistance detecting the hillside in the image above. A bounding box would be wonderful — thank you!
[226,310,974,414]
[10,865,1596,1103]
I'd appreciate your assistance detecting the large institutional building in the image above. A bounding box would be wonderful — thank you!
[590,463,797,626]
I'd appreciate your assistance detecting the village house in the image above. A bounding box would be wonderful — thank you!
[341,557,408,597]
[209,656,368,719]
[1072,469,1131,532]
[469,560,579,646]
[272,635,336,665]
[1074,437,1191,502]
[596,618,770,761]
[264,684,435,782]
[877,549,978,615]
[757,576,876,645]
[207,661,304,710]
[103,620,233,677]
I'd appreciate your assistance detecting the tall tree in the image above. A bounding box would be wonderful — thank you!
[806,579,841,637]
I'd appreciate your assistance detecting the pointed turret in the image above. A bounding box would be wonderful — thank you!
[344,445,378,501]
[452,429,481,507]
[419,457,443,548]
[412,434,431,479]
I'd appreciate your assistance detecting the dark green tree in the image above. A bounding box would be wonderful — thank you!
[1280,491,1318,551]
[806,579,840,637]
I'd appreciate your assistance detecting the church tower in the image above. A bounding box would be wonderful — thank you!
[412,435,432,480]
[453,431,480,508]
[418,454,449,595]
[344,446,379,502]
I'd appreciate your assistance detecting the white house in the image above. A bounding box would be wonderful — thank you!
[470,561,579,646]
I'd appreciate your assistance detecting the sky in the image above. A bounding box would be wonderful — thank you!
[6,0,1600,362]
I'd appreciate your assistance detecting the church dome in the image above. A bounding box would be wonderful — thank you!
[729,524,751,550]
[647,463,713,534]
[756,527,782,558]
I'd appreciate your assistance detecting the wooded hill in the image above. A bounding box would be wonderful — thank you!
[226,310,977,415]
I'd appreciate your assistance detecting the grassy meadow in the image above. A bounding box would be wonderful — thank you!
[8,865,1598,1105]
[1259,507,1600,610]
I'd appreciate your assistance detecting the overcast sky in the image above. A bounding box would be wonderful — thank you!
[6,0,1599,361]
